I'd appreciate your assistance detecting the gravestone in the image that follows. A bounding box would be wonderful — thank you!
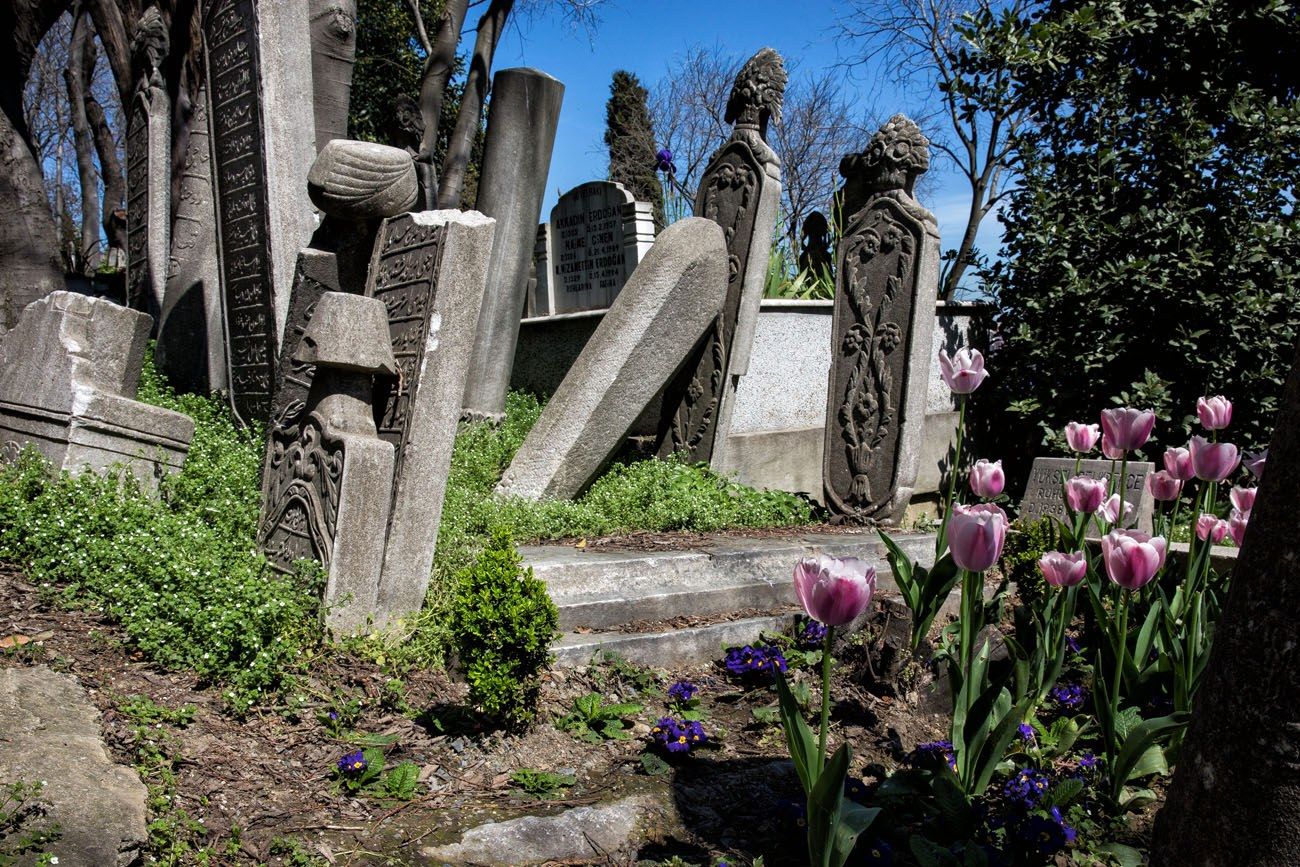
[533,181,657,316]
[124,8,171,319]
[203,0,317,426]
[823,115,942,524]
[270,250,340,426]
[367,210,496,624]
[496,217,728,501]
[258,292,397,635]
[1018,456,1155,533]
[0,292,193,488]
[655,47,786,465]
[156,85,226,395]
[462,68,565,422]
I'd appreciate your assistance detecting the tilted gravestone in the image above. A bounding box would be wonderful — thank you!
[203,0,316,426]
[366,210,495,626]
[124,8,171,319]
[655,47,786,466]
[1018,456,1155,533]
[461,68,565,422]
[532,181,657,316]
[258,292,398,635]
[497,217,728,501]
[823,115,942,523]
[0,293,193,489]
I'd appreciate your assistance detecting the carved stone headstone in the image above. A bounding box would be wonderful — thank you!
[156,85,227,395]
[534,181,657,316]
[1018,457,1155,533]
[270,250,340,427]
[462,68,565,422]
[258,292,397,635]
[655,47,786,466]
[124,8,171,319]
[497,217,728,501]
[203,0,317,426]
[367,211,496,625]
[0,292,193,489]
[823,115,942,523]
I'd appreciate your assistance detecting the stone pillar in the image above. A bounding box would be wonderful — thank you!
[496,217,728,501]
[655,48,787,467]
[822,115,941,524]
[308,0,358,153]
[461,67,564,422]
[369,211,496,626]
[124,9,171,321]
[258,292,397,636]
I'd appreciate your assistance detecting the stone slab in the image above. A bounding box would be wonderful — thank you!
[0,666,147,866]
[1018,456,1154,532]
[497,217,728,500]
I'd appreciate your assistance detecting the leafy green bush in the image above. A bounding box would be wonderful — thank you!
[450,529,558,727]
[0,358,321,713]
[999,516,1058,609]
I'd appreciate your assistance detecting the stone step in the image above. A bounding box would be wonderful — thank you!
[521,530,938,668]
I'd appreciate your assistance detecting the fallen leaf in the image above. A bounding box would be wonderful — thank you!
[575,539,587,549]
[0,634,30,649]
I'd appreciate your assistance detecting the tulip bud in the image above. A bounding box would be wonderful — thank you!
[1038,551,1087,587]
[792,555,877,626]
[947,503,1009,572]
[1195,513,1229,544]
[1229,509,1249,547]
[1101,435,1125,461]
[1064,422,1100,454]
[968,459,1005,499]
[1100,493,1135,526]
[1100,530,1167,590]
[1244,449,1267,481]
[1163,447,1194,481]
[1100,407,1156,452]
[939,348,988,395]
[1229,486,1256,516]
[1065,476,1107,514]
[1190,435,1240,483]
[1196,395,1233,431]
[1146,470,1183,502]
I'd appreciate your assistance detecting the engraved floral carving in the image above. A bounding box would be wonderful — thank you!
[259,415,344,573]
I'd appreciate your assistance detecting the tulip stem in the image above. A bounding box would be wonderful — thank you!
[938,397,967,557]
[1116,456,1129,529]
[818,625,835,775]
[1112,589,1130,735]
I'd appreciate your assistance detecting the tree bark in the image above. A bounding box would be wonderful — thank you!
[415,0,469,207]
[65,5,101,273]
[1151,335,1300,865]
[436,0,512,210]
[0,0,74,326]
[86,93,126,253]
[309,0,358,154]
[84,0,135,109]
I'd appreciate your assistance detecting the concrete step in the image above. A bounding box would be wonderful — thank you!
[521,530,938,668]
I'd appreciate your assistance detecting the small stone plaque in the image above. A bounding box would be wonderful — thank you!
[1018,456,1154,533]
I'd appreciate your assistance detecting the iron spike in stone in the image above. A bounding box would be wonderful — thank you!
[496,217,729,501]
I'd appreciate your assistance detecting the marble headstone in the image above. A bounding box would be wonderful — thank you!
[1019,456,1155,533]
[655,47,786,466]
[823,115,942,524]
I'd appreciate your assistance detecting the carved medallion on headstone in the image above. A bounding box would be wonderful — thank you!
[204,0,279,426]
[655,47,786,464]
[125,8,171,319]
[823,115,942,523]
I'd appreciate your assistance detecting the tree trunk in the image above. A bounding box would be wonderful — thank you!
[940,179,986,301]
[85,0,135,109]
[1151,335,1300,865]
[309,0,358,154]
[0,0,73,326]
[436,0,512,210]
[65,5,101,273]
[86,94,125,253]
[415,0,469,207]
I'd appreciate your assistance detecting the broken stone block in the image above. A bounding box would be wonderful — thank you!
[0,292,194,488]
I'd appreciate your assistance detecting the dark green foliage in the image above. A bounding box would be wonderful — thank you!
[968,0,1300,475]
[604,70,665,227]
[450,529,559,727]
[0,358,322,714]
[1000,516,1058,608]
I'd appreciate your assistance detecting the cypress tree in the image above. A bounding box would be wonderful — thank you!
[604,70,665,227]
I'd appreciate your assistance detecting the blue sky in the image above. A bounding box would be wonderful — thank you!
[493,0,1004,266]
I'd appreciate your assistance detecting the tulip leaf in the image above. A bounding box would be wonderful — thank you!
[774,671,817,794]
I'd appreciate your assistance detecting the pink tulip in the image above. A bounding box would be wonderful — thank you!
[1146,471,1183,502]
[968,459,1005,499]
[1100,493,1135,526]
[1100,530,1167,590]
[1195,513,1229,544]
[1244,449,1267,480]
[1230,486,1256,516]
[1190,435,1240,482]
[1101,435,1125,460]
[1163,447,1194,481]
[1065,422,1100,453]
[1065,476,1107,514]
[792,554,877,626]
[939,348,988,395]
[1229,509,1249,546]
[1100,408,1156,452]
[1038,551,1087,588]
[947,503,1009,572]
[1197,395,1233,431]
